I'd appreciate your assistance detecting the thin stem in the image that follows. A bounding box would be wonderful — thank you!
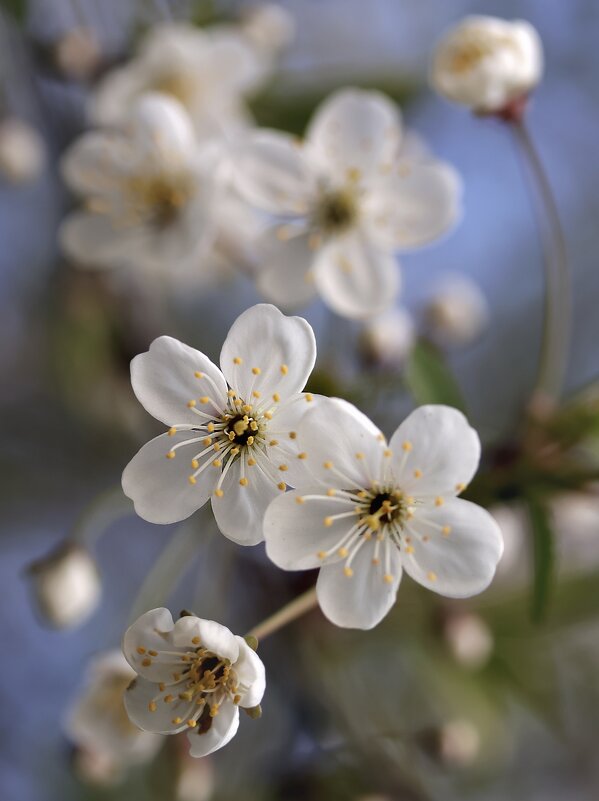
[510,118,570,409]
[246,586,319,642]
[71,487,134,549]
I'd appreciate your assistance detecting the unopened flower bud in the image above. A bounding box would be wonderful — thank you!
[176,751,215,801]
[431,16,543,115]
[424,275,489,347]
[439,719,480,767]
[444,612,493,669]
[241,3,295,54]
[0,118,45,185]
[28,541,100,628]
[55,27,102,82]
[360,308,415,369]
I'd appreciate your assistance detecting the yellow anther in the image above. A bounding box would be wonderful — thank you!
[158,683,165,692]
[264,411,273,420]
[148,650,157,656]
[338,547,349,558]
[209,705,219,718]
[273,392,280,402]
[355,452,364,460]
[295,496,305,504]
[357,490,368,498]
[365,515,381,531]
[280,364,289,375]
[247,458,256,466]
[199,396,209,404]
[289,431,297,439]
[191,459,199,469]
[346,166,361,182]
[187,400,197,408]
[214,488,224,497]
[435,496,444,507]
[324,517,334,527]
[250,420,259,430]
[233,694,241,705]
[166,450,175,459]
[372,557,380,566]
[405,545,415,554]
[234,418,249,437]
[172,717,183,725]
[148,701,157,712]
[194,371,203,379]
[191,636,200,645]
[168,427,177,436]
[377,433,385,442]
[422,535,430,542]
[202,437,212,446]
[212,459,222,468]
[228,389,236,397]
[136,646,146,655]
[305,393,314,402]
[279,464,288,472]
[326,488,336,497]
[207,423,214,433]
[269,439,279,446]
[142,658,152,667]
[427,571,437,582]
[298,452,307,460]
[455,482,466,492]
[252,366,261,375]
[242,404,252,413]
[239,477,249,486]
[252,391,261,398]
[383,574,394,584]
[188,476,197,485]
[402,441,412,451]
[323,460,333,469]
[384,449,392,458]
[187,719,197,727]
[414,469,423,478]
[164,694,173,703]
[317,550,327,559]
[278,482,286,491]
[213,442,221,451]
[233,357,242,365]
[172,672,181,681]
[344,566,354,577]
[442,526,452,537]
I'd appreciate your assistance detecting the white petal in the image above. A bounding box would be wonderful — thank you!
[389,405,481,497]
[364,161,462,251]
[211,456,278,546]
[264,488,355,570]
[173,616,239,662]
[285,396,386,488]
[267,394,323,487]
[219,304,316,401]
[131,336,227,427]
[255,227,317,310]
[60,131,132,197]
[123,608,181,682]
[233,637,266,708]
[316,542,402,629]
[122,432,217,524]
[90,63,147,126]
[403,498,503,598]
[313,230,400,319]
[307,88,402,180]
[126,93,197,170]
[59,212,148,269]
[124,674,189,734]
[234,130,316,215]
[187,700,239,758]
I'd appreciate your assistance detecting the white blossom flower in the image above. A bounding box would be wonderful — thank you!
[423,273,489,347]
[240,3,295,57]
[264,401,503,629]
[431,16,543,114]
[122,608,265,758]
[444,612,493,669]
[360,307,415,369]
[91,22,262,140]
[235,88,462,318]
[122,304,317,545]
[60,94,213,284]
[0,118,46,185]
[66,650,162,772]
[27,541,101,629]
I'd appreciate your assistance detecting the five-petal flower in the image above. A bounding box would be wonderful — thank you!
[264,400,503,629]
[123,609,265,758]
[122,304,317,545]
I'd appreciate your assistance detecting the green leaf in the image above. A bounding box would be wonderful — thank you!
[1,0,27,22]
[527,495,555,623]
[404,340,466,412]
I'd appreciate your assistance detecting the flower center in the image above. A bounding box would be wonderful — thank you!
[313,187,358,234]
[126,173,192,228]
[152,71,196,107]
[365,491,408,529]
[447,32,518,74]
[225,413,258,447]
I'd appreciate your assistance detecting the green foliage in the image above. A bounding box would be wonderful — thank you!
[404,339,467,413]
[526,495,555,623]
[0,0,26,22]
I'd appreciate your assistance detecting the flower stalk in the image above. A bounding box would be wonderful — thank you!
[510,118,570,410]
[246,586,319,642]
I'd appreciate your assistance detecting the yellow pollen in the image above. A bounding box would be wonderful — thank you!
[305,393,314,402]
[405,545,415,554]
[247,458,256,466]
[324,461,333,469]
[326,488,336,496]
[273,393,280,402]
[172,717,183,725]
[227,390,236,397]
[456,482,466,492]
[164,694,173,703]
[372,557,380,566]
[199,396,209,405]
[214,488,224,497]
[191,459,199,469]
[207,423,214,433]
[250,421,259,430]
[136,646,146,655]
[427,571,437,582]
[277,482,286,491]
[148,650,157,656]
[383,574,394,584]
[346,166,361,182]
[280,364,288,375]
[384,449,392,458]
[187,719,197,727]
[355,452,364,460]
[422,535,430,542]
[295,496,305,504]
[239,477,249,487]
[289,431,297,439]
[188,476,197,485]
[435,496,444,507]
[233,357,242,365]
[264,411,273,420]
[298,452,307,460]
[269,439,279,446]
[173,672,181,681]
[194,371,203,378]
[442,526,451,537]
[148,701,157,712]
[402,441,412,451]
[192,636,200,645]
[242,404,252,413]
[317,550,327,559]
[166,451,175,460]
[168,427,177,436]
[252,367,261,375]
[202,437,212,446]
[414,469,423,478]
[247,436,255,446]
[324,517,334,527]
[344,566,354,577]
[252,391,261,398]
[187,400,196,408]
[158,683,165,692]
[213,442,221,451]
[142,658,152,667]
[279,464,288,472]
[233,694,241,705]
[212,459,222,468]
[338,547,349,558]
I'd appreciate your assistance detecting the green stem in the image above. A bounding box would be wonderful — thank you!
[71,487,134,549]
[511,119,570,409]
[246,586,319,642]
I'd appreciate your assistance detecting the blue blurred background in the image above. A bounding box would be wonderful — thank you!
[2,1,599,799]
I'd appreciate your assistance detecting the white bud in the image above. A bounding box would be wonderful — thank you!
[0,118,45,185]
[241,3,295,54]
[28,542,100,628]
[444,612,493,669]
[360,307,415,369]
[176,752,215,801]
[439,719,480,767]
[424,274,489,347]
[55,27,102,82]
[431,16,543,114]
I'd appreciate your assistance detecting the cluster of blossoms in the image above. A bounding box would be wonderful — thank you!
[56,9,551,773]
